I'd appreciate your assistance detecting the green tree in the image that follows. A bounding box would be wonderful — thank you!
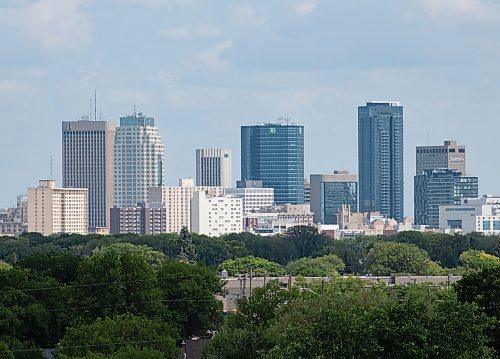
[178,226,197,264]
[285,226,329,258]
[0,261,11,271]
[16,252,82,283]
[366,242,441,275]
[72,246,166,323]
[218,256,286,276]
[455,266,500,353]
[459,249,500,271]
[287,254,345,277]
[55,314,178,358]
[203,281,300,359]
[157,260,224,336]
[92,243,166,269]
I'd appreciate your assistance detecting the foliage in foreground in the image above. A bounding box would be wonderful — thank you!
[204,274,499,358]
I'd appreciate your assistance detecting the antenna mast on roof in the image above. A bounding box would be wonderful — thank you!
[94,89,97,121]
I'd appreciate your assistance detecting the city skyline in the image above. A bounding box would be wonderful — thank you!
[1,1,499,216]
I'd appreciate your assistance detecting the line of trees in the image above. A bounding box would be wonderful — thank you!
[0,228,498,357]
[0,227,498,276]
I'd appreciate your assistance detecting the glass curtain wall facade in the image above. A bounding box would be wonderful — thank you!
[358,102,404,222]
[114,113,165,208]
[241,123,304,204]
[414,169,479,228]
[320,182,358,224]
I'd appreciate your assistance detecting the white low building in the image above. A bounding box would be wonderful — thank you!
[148,179,224,233]
[191,192,243,237]
[439,195,500,234]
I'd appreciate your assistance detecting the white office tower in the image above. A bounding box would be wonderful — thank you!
[225,180,274,213]
[28,180,88,236]
[196,149,232,188]
[148,179,224,233]
[62,120,116,232]
[191,191,243,237]
[114,112,165,208]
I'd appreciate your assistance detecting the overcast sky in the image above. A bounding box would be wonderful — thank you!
[1,0,499,216]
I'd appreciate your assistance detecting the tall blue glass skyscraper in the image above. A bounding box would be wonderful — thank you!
[241,122,304,204]
[358,102,404,222]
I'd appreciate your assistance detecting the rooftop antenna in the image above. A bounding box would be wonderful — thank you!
[94,89,97,122]
[133,104,136,115]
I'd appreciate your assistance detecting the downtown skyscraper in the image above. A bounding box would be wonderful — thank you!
[241,121,304,204]
[114,112,165,208]
[196,148,232,188]
[358,102,404,222]
[62,120,116,231]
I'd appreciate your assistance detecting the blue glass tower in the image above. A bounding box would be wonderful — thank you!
[358,102,404,222]
[241,122,304,204]
[414,169,478,228]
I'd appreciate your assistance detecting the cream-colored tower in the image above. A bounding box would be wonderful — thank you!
[28,180,88,236]
[148,179,224,233]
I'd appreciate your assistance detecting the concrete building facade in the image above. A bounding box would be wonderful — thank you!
[191,192,243,237]
[225,180,274,213]
[28,180,88,236]
[62,120,116,231]
[416,140,466,175]
[148,179,224,233]
[439,196,500,234]
[196,148,232,188]
[114,112,165,208]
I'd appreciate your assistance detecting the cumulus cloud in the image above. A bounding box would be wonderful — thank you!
[198,40,233,69]
[0,0,90,49]
[293,0,317,16]
[160,23,220,39]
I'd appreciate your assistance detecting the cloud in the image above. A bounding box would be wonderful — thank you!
[147,71,176,87]
[293,0,317,15]
[160,23,220,39]
[0,79,35,96]
[198,40,233,69]
[232,3,265,27]
[421,0,500,18]
[0,0,90,49]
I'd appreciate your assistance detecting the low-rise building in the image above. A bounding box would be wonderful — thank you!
[27,180,88,236]
[109,204,167,235]
[439,195,500,234]
[225,180,274,213]
[191,192,243,237]
[0,195,28,237]
[150,179,224,233]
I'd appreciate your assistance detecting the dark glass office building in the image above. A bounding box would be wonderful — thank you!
[414,169,478,228]
[310,172,358,224]
[358,102,404,222]
[241,122,304,204]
